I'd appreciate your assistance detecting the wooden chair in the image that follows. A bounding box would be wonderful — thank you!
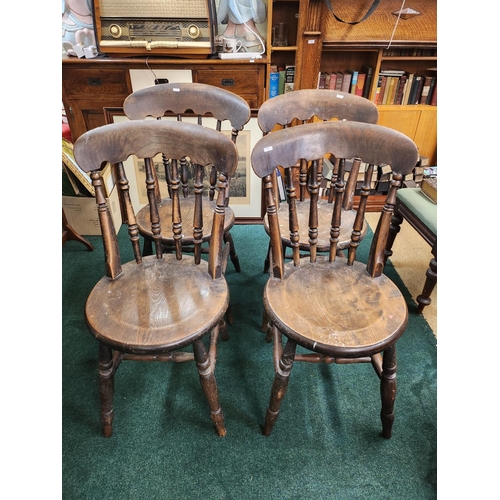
[384,187,437,313]
[122,82,251,272]
[257,89,379,272]
[73,119,239,438]
[250,120,418,438]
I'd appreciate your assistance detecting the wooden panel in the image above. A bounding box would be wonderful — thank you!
[413,108,437,164]
[65,97,127,140]
[194,66,265,108]
[377,105,437,165]
[63,68,130,97]
[377,106,421,139]
[321,0,437,45]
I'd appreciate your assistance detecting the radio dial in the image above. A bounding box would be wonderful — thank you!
[109,24,122,38]
[187,25,200,39]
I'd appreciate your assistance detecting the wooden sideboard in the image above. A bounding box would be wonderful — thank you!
[62,55,266,141]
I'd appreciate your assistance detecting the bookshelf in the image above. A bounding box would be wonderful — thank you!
[267,0,300,70]
[265,0,437,166]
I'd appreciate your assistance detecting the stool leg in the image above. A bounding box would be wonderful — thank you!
[384,210,403,264]
[224,231,241,272]
[416,241,437,314]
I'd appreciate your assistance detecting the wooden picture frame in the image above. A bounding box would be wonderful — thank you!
[103,107,264,222]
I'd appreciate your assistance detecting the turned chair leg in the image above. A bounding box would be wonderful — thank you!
[380,345,397,439]
[224,231,241,272]
[263,240,272,273]
[98,343,115,438]
[193,338,226,437]
[263,337,297,436]
[384,211,403,264]
[416,242,437,314]
[142,237,153,257]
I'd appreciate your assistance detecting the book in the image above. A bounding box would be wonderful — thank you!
[275,168,286,201]
[341,71,352,93]
[408,75,422,104]
[429,80,437,106]
[383,76,398,105]
[394,74,407,105]
[328,72,337,90]
[402,73,414,105]
[355,73,366,96]
[421,176,437,203]
[284,65,295,93]
[426,76,437,105]
[375,75,387,105]
[317,71,326,89]
[413,75,425,104]
[345,69,358,94]
[269,66,279,98]
[419,76,433,104]
[379,69,406,77]
[361,65,374,99]
[335,72,343,91]
[278,68,285,95]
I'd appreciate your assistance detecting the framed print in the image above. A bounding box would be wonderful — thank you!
[103,107,264,222]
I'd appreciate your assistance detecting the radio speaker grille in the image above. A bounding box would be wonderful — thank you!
[99,0,208,19]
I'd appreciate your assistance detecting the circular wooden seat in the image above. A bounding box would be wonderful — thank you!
[264,257,408,358]
[136,198,236,245]
[264,201,367,251]
[85,254,229,355]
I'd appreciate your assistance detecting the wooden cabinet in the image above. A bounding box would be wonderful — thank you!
[264,0,437,164]
[61,3,437,217]
[62,57,265,141]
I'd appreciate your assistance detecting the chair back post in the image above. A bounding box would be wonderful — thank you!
[263,173,285,278]
[366,172,404,277]
[91,171,122,279]
[208,172,229,279]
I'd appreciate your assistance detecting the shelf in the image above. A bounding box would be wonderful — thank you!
[271,46,297,52]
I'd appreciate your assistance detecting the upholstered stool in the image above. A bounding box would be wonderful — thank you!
[385,187,437,314]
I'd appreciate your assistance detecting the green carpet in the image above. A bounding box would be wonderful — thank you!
[62,224,437,499]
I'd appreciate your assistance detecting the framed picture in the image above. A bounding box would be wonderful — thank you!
[103,107,264,222]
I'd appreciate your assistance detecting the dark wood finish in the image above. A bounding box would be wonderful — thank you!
[321,0,437,46]
[62,56,265,141]
[62,208,94,250]
[384,193,437,314]
[257,89,379,271]
[73,119,239,437]
[250,120,418,438]
[122,82,251,270]
[294,0,324,92]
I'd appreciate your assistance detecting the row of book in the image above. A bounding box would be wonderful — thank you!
[316,65,374,99]
[269,64,437,107]
[269,65,295,97]
[382,48,437,57]
[374,69,437,106]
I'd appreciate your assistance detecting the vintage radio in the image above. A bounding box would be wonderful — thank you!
[92,0,217,56]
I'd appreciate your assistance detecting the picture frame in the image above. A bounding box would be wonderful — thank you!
[103,107,264,222]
